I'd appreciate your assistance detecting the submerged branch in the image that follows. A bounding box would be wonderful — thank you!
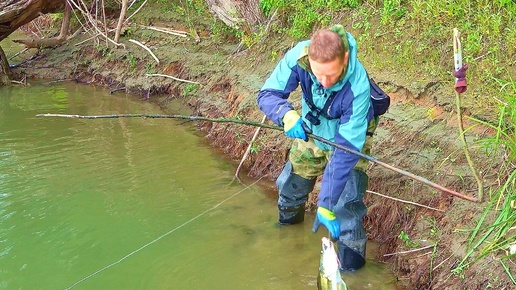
[35,113,478,202]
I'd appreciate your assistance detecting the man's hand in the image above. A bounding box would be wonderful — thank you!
[312,207,340,240]
[283,110,308,141]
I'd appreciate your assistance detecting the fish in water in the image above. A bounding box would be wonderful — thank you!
[317,237,347,290]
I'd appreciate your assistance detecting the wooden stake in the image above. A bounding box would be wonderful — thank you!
[453,28,484,201]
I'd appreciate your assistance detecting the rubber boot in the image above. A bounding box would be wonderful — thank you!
[333,169,368,272]
[276,161,316,225]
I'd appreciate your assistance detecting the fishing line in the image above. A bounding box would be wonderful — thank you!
[65,178,262,289]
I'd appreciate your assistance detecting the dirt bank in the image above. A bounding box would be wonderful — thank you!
[3,11,513,290]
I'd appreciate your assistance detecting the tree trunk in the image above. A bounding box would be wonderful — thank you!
[114,0,128,43]
[0,0,65,42]
[12,1,73,49]
[234,0,264,27]
[205,0,264,30]
[58,0,72,39]
[0,46,11,86]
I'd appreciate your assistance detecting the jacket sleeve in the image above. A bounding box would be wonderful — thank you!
[317,85,372,209]
[257,43,307,125]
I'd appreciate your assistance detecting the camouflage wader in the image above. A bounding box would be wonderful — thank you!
[276,117,378,271]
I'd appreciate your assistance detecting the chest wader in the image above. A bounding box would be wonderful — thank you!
[276,161,317,225]
[333,168,368,272]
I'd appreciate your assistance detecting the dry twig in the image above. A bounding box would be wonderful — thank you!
[367,190,444,212]
[384,244,437,257]
[141,26,188,38]
[235,115,267,180]
[145,74,201,85]
[129,39,159,63]
[8,48,29,60]
[124,0,148,24]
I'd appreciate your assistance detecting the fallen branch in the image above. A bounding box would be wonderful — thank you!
[9,75,27,85]
[384,244,437,257]
[34,114,478,202]
[43,79,73,85]
[75,34,100,46]
[433,249,459,271]
[367,190,444,212]
[141,26,188,38]
[129,39,159,63]
[11,4,82,50]
[145,73,201,85]
[11,79,27,85]
[9,48,29,60]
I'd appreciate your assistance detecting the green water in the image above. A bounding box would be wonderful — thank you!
[0,82,397,289]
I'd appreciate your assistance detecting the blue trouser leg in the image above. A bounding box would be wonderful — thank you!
[333,169,368,272]
[276,161,317,225]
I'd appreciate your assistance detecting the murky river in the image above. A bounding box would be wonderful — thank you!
[0,81,397,290]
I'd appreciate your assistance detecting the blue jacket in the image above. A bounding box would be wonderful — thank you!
[257,31,373,209]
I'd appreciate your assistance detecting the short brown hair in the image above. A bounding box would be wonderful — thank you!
[308,29,347,63]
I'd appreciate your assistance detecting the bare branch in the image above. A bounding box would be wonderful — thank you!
[235,115,267,179]
[145,73,201,85]
[124,0,147,24]
[367,190,445,212]
[129,39,159,63]
[384,244,437,257]
[67,0,123,47]
[141,26,188,38]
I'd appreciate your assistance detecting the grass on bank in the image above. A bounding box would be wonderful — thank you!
[452,76,516,279]
[260,0,516,117]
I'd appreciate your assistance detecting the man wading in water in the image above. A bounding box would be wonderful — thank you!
[257,24,379,271]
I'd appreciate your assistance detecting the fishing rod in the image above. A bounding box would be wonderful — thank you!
[36,113,478,202]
